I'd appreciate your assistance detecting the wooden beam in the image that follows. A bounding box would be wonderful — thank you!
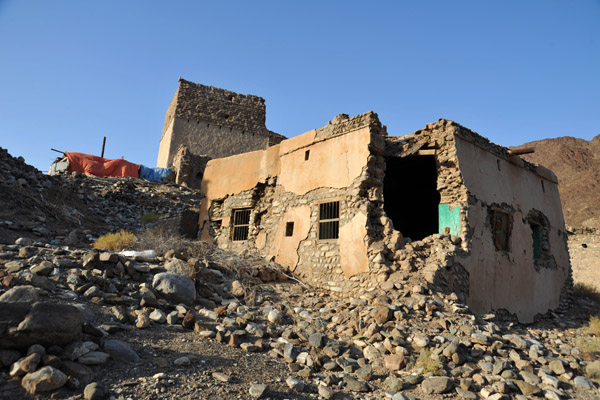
[508,147,535,156]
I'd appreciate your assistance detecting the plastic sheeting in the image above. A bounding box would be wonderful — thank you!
[65,152,139,178]
[139,165,173,182]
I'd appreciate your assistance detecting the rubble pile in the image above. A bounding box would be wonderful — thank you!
[1,237,599,399]
[0,147,202,243]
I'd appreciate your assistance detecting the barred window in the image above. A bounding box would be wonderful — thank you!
[231,209,251,241]
[319,201,340,240]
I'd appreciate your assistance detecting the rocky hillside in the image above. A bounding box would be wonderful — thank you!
[518,135,600,230]
[0,147,203,244]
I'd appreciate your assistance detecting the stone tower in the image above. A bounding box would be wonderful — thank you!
[157,78,285,168]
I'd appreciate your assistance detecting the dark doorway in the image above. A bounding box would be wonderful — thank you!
[383,155,440,240]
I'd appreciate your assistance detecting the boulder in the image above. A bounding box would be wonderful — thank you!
[164,258,194,276]
[102,339,140,363]
[421,376,453,394]
[152,273,196,305]
[21,366,67,394]
[84,382,110,400]
[0,302,82,349]
[0,285,39,303]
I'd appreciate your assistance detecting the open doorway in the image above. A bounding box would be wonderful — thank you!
[383,155,440,240]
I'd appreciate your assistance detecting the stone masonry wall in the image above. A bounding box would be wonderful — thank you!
[157,79,285,168]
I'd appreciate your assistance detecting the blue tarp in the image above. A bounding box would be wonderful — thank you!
[139,165,172,182]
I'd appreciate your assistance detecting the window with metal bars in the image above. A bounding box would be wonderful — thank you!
[231,209,251,241]
[319,201,340,240]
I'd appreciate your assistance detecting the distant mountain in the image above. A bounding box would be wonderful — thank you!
[518,134,600,230]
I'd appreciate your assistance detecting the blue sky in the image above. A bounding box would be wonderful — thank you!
[0,1,598,172]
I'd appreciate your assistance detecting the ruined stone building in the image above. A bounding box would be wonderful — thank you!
[197,111,572,323]
[157,78,285,188]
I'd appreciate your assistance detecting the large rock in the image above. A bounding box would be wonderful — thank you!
[102,339,140,363]
[0,302,82,349]
[152,273,196,305]
[0,285,39,303]
[164,258,194,276]
[61,360,94,384]
[21,366,68,394]
[421,376,453,394]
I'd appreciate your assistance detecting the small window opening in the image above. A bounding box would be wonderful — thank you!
[541,180,545,193]
[285,222,294,237]
[497,159,501,171]
[491,208,511,252]
[531,223,542,259]
[305,150,310,160]
[231,209,251,241]
[527,210,553,267]
[319,201,340,240]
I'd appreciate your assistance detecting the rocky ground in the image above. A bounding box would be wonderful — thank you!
[1,147,599,400]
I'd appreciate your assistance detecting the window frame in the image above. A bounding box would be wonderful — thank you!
[231,208,252,241]
[491,207,512,252]
[318,200,341,240]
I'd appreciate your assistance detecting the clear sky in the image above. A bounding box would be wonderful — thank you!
[0,1,598,172]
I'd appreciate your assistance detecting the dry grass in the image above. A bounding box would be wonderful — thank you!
[141,212,160,224]
[588,316,600,337]
[135,226,195,256]
[576,336,600,354]
[575,316,600,355]
[93,230,137,251]
[574,282,600,302]
[414,348,443,375]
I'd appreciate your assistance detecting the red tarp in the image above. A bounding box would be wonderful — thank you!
[65,152,139,178]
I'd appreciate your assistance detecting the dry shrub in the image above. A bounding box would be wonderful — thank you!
[135,226,195,256]
[574,282,600,302]
[413,348,443,375]
[93,230,137,251]
[588,316,600,337]
[576,336,600,354]
[575,316,600,355]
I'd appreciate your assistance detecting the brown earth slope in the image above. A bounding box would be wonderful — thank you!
[518,134,600,230]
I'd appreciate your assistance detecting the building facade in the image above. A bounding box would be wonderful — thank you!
[198,111,572,323]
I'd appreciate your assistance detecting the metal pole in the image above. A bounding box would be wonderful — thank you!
[101,136,106,158]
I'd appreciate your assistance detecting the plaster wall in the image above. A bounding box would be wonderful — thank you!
[278,127,372,195]
[339,211,369,277]
[201,144,280,200]
[454,136,570,322]
[268,206,311,270]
